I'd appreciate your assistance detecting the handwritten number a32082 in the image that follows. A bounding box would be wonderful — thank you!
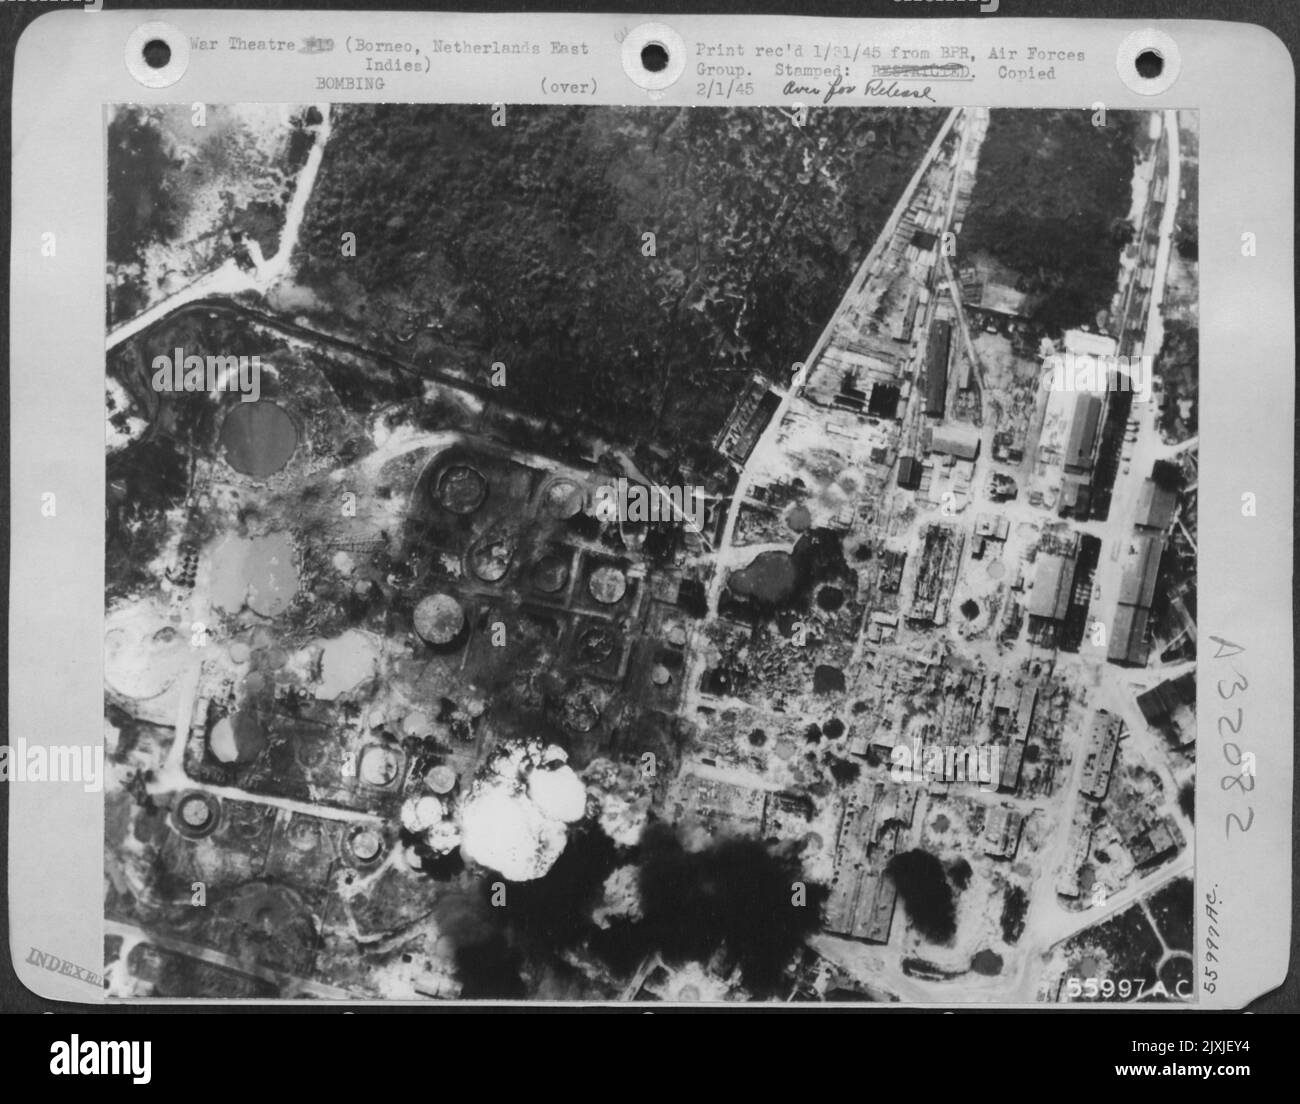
[1209,636,1254,839]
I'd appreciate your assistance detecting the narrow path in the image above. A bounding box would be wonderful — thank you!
[106,105,333,353]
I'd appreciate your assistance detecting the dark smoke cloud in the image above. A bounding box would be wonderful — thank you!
[886,849,956,943]
[431,827,618,998]
[623,823,825,996]
[431,889,523,999]
[437,822,823,999]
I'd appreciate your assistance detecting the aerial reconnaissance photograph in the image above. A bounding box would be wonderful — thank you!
[102,101,1198,1003]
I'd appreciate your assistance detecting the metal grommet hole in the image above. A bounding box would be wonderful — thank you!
[641,42,669,73]
[142,39,172,70]
[621,22,686,92]
[1134,49,1164,80]
[125,22,190,89]
[1116,29,1180,97]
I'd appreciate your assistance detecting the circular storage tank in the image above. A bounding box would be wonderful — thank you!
[588,565,628,605]
[220,401,298,478]
[414,594,465,645]
[425,765,457,795]
[436,464,488,514]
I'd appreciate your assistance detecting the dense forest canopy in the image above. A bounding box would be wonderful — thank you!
[959,109,1141,335]
[294,105,943,457]
[107,107,184,268]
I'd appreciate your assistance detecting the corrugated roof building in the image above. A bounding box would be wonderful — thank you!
[1064,393,1103,473]
[1107,603,1150,666]
[1063,329,1118,359]
[1028,552,1076,622]
[1118,535,1165,608]
[1135,479,1177,530]
[929,424,981,461]
[924,320,951,417]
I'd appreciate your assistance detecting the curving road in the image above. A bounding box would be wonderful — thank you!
[107,104,332,353]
